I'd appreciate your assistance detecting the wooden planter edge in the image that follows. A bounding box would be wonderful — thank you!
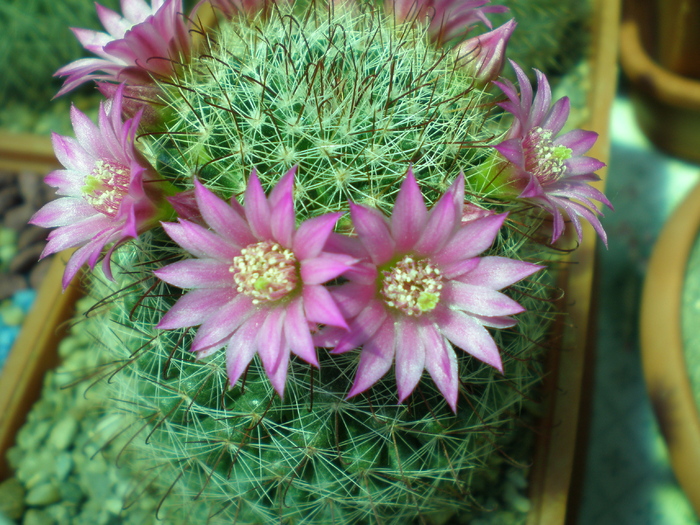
[640,181,700,517]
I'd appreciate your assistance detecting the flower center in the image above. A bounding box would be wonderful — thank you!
[231,241,298,304]
[522,127,572,185]
[381,255,443,316]
[82,159,131,217]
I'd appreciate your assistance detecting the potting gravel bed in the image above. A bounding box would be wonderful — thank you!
[0,169,55,372]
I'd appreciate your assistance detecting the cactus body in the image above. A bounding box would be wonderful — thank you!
[77,1,560,523]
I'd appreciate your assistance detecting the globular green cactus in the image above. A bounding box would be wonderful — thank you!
[30,0,598,523]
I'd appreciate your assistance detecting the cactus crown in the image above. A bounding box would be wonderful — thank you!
[150,0,497,218]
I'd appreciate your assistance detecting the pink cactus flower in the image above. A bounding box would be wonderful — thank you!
[55,0,192,96]
[154,168,356,397]
[455,19,516,86]
[319,169,542,411]
[30,86,166,289]
[492,60,613,245]
[387,0,508,46]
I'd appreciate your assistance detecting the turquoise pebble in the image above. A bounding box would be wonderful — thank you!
[12,289,37,313]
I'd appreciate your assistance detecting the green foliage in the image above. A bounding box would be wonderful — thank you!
[0,0,119,107]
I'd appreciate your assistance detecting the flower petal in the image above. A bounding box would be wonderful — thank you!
[433,213,507,266]
[303,284,349,329]
[194,179,256,248]
[395,317,425,404]
[157,288,237,329]
[390,168,428,252]
[244,170,272,240]
[226,309,267,388]
[161,220,238,261]
[420,322,458,412]
[346,318,395,399]
[300,253,357,285]
[190,294,256,353]
[293,212,344,260]
[333,299,388,353]
[455,256,543,289]
[268,166,296,248]
[350,203,395,265]
[154,259,233,289]
[435,307,503,372]
[443,281,525,317]
[284,297,318,367]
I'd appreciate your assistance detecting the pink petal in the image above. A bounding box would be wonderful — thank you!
[303,284,348,329]
[30,198,95,228]
[455,256,543,289]
[420,323,458,412]
[193,179,256,248]
[61,237,108,289]
[564,156,606,176]
[435,307,503,372]
[555,129,598,156]
[440,257,480,280]
[51,133,93,175]
[433,213,507,266]
[157,288,237,329]
[346,319,395,399]
[154,259,233,289]
[412,186,460,255]
[443,282,525,317]
[43,215,114,256]
[350,203,395,265]
[284,297,318,366]
[256,308,289,393]
[293,212,343,261]
[542,96,571,136]
[226,309,267,388]
[268,166,296,248]
[333,299,388,353]
[390,168,427,252]
[161,220,238,261]
[190,294,256,353]
[244,170,272,240]
[395,317,425,403]
[300,253,356,285]
[327,282,376,319]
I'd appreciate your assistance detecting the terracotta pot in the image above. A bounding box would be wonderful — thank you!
[620,3,700,162]
[640,181,700,517]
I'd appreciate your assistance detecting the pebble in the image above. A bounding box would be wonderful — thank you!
[47,417,78,452]
[0,478,26,520]
[1,304,24,326]
[25,483,61,507]
[12,289,36,314]
[22,509,56,525]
